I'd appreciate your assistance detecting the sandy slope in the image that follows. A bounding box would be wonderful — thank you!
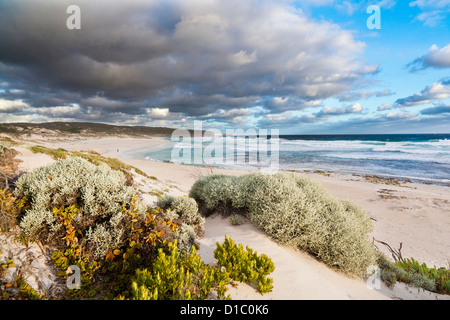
[9,135,450,300]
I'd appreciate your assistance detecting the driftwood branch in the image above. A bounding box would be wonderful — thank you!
[373,238,404,263]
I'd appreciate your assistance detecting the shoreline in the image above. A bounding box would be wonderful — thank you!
[4,134,450,300]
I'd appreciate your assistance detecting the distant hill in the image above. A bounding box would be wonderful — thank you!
[0,122,205,137]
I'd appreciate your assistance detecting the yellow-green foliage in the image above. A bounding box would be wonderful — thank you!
[190,172,377,277]
[395,257,450,294]
[130,235,275,300]
[0,189,28,232]
[376,253,437,292]
[131,240,229,300]
[29,145,68,160]
[28,145,158,183]
[214,235,274,294]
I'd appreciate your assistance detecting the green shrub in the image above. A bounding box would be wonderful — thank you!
[130,240,230,300]
[376,253,450,293]
[130,236,275,300]
[190,172,376,277]
[14,157,146,259]
[214,235,275,294]
[395,257,449,293]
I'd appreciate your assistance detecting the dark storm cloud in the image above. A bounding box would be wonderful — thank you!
[0,0,378,125]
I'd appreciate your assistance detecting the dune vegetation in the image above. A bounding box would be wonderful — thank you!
[190,172,378,277]
[1,155,275,300]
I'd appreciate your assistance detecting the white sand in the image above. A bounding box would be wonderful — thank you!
[9,135,450,300]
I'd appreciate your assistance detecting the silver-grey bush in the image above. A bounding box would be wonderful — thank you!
[14,157,146,259]
[189,172,377,277]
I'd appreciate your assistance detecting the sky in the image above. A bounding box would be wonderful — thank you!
[0,0,449,134]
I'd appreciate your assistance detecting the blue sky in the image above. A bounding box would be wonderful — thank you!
[286,0,450,133]
[0,0,449,134]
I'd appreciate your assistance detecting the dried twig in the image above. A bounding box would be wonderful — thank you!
[373,237,404,263]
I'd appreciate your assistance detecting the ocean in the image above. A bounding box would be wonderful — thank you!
[127,133,450,187]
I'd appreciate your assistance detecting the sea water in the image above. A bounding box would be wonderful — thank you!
[127,134,450,187]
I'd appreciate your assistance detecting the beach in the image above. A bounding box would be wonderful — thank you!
[7,134,450,300]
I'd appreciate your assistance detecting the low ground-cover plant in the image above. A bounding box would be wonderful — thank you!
[376,253,437,293]
[28,145,158,185]
[0,257,44,300]
[0,189,28,233]
[130,235,275,300]
[377,253,450,294]
[130,240,229,300]
[214,235,274,294]
[395,258,450,293]
[190,172,376,277]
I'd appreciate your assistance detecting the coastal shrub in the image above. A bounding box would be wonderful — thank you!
[189,175,238,216]
[50,202,178,299]
[130,236,275,300]
[386,257,450,294]
[28,144,159,187]
[171,197,205,237]
[0,143,20,190]
[376,253,438,293]
[130,240,229,300]
[155,195,176,210]
[214,235,275,294]
[395,258,450,293]
[229,214,244,226]
[156,195,205,253]
[13,157,146,259]
[189,172,377,277]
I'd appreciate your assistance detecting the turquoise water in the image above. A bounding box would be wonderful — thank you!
[126,134,450,186]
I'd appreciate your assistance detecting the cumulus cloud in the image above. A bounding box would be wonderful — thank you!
[258,111,317,127]
[29,105,82,118]
[383,112,419,121]
[146,108,170,119]
[377,103,393,111]
[0,99,29,113]
[420,104,450,115]
[395,80,450,106]
[316,103,363,116]
[408,44,450,72]
[0,0,377,126]
[300,0,397,13]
